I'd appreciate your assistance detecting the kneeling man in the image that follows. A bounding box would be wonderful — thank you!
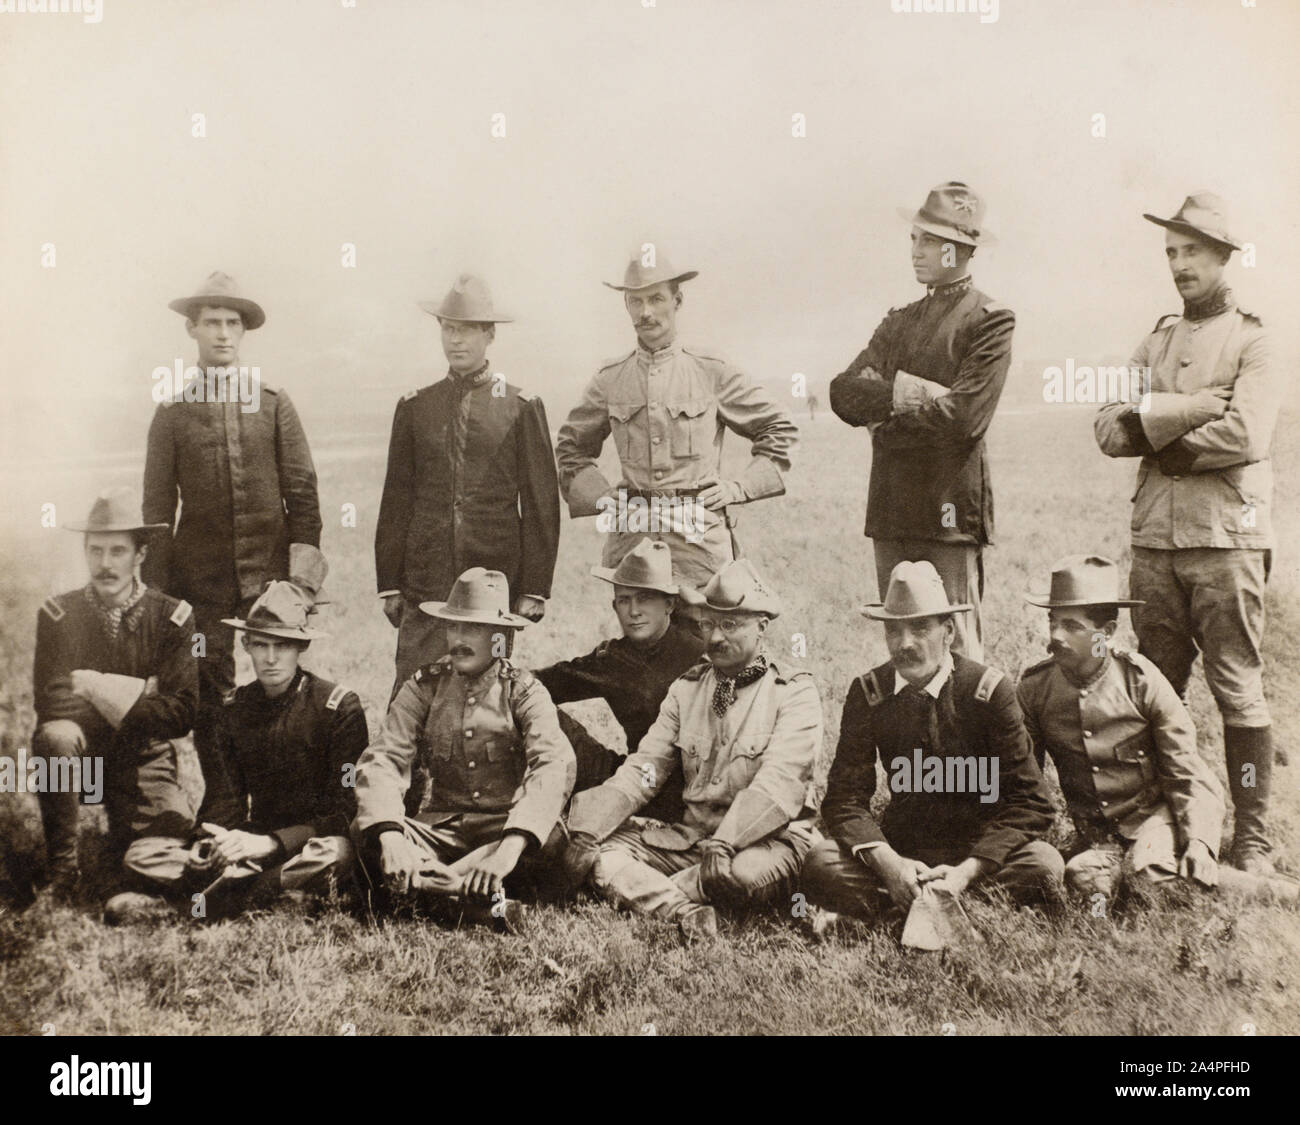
[802,562,1062,929]
[352,568,575,930]
[1019,555,1295,905]
[561,560,822,939]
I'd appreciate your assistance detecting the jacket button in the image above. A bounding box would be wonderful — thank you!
[1179,357,1192,367]
[654,471,664,480]
[1092,766,1100,773]
[1100,800,1109,807]
[465,730,474,738]
[650,367,660,376]
[468,761,476,769]
[1083,730,1093,738]
[1079,689,1088,698]
[472,790,480,799]
[652,436,662,445]
[467,697,475,705]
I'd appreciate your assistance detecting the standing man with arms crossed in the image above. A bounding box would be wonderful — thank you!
[1095,194,1283,875]
[829,183,1015,660]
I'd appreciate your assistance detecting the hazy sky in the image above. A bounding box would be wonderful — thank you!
[3,0,1297,480]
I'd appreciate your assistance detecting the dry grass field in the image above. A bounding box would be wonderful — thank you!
[2,400,1298,1036]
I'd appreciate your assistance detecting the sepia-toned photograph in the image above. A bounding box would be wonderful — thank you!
[1,0,1296,1079]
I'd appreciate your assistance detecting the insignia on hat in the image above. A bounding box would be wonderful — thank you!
[42,596,65,622]
[953,195,977,213]
[170,599,193,627]
[325,684,348,711]
[973,667,1004,703]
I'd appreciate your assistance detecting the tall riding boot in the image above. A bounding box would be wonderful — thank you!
[1224,725,1274,874]
[37,789,81,898]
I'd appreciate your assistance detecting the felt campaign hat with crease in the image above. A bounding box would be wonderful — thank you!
[603,251,699,292]
[1142,192,1242,252]
[678,558,781,618]
[420,567,531,628]
[168,271,266,329]
[64,487,170,533]
[1025,554,1144,609]
[418,274,513,322]
[862,560,971,620]
[591,538,679,595]
[223,581,326,640]
[897,181,993,247]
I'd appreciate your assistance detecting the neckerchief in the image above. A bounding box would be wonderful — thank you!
[1183,283,1234,322]
[84,579,147,642]
[712,652,768,716]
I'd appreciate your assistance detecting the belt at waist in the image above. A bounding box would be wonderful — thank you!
[622,486,705,499]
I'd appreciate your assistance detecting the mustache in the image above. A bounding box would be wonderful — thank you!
[449,646,475,657]
[93,571,118,580]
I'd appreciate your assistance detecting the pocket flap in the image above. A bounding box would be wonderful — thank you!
[667,398,710,419]
[608,401,641,423]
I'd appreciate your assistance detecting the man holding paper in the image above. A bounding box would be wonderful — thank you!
[829,182,1015,659]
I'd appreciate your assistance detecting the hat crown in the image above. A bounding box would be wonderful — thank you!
[432,273,506,322]
[195,270,240,298]
[882,561,955,617]
[245,581,312,635]
[71,486,157,533]
[609,539,676,590]
[1047,554,1123,605]
[171,270,265,327]
[607,248,699,292]
[443,567,513,618]
[698,559,780,616]
[914,181,985,241]
[1145,191,1239,250]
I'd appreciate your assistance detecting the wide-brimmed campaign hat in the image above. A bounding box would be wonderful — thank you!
[1142,192,1242,252]
[223,581,326,640]
[898,181,993,247]
[168,271,266,329]
[418,274,513,323]
[591,538,679,595]
[679,559,781,618]
[420,567,531,628]
[1025,554,1143,609]
[603,250,699,292]
[862,561,972,621]
[64,487,169,534]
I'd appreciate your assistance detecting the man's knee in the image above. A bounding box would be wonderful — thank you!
[281,835,355,890]
[730,842,798,896]
[1064,848,1117,897]
[123,836,192,890]
[799,838,853,900]
[34,720,86,757]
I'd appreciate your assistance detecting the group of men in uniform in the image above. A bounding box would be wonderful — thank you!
[23,182,1294,941]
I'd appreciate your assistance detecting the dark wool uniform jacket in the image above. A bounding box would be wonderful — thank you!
[821,654,1054,866]
[34,586,198,746]
[142,387,323,607]
[200,669,368,859]
[828,278,1014,546]
[535,620,707,752]
[374,372,561,603]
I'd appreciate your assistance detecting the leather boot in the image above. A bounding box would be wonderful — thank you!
[37,789,80,899]
[1224,725,1273,874]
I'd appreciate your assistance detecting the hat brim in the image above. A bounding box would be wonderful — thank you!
[417,302,513,323]
[860,602,972,620]
[898,208,990,247]
[1024,594,1144,609]
[590,565,679,595]
[169,295,266,330]
[223,618,325,641]
[418,601,531,628]
[677,587,779,618]
[64,521,170,533]
[602,270,699,292]
[1141,214,1241,252]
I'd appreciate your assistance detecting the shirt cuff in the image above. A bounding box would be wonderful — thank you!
[378,590,401,600]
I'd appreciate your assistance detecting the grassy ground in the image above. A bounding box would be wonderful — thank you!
[2,402,1298,1035]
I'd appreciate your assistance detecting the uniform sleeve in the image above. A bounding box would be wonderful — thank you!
[195,707,248,830]
[516,396,561,599]
[1166,327,1279,473]
[555,373,616,517]
[602,683,685,814]
[967,675,1055,867]
[872,306,1015,450]
[117,604,198,744]
[354,678,427,839]
[141,406,177,590]
[273,391,323,550]
[714,362,799,499]
[33,608,97,728]
[829,312,901,427]
[375,397,414,595]
[535,645,609,706]
[502,676,575,848]
[1017,677,1047,773]
[274,692,369,856]
[819,679,885,850]
[713,674,822,850]
[1137,664,1225,856]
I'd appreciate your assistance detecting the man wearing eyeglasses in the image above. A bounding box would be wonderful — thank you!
[559,560,822,940]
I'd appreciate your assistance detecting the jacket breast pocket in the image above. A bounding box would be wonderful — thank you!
[725,741,765,791]
[667,399,712,460]
[1112,731,1157,782]
[608,402,646,465]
